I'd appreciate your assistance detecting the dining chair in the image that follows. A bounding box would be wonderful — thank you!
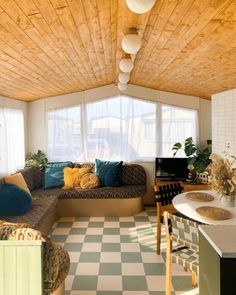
[154,182,183,254]
[163,211,199,295]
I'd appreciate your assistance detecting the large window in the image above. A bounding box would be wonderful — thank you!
[47,95,198,162]
[0,108,25,176]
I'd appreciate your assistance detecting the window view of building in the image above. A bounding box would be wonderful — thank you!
[47,95,197,162]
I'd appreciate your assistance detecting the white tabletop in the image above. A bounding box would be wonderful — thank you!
[172,190,236,225]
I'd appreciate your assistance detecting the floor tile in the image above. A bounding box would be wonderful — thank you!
[88,221,104,228]
[99,263,122,275]
[76,263,100,275]
[103,228,120,235]
[100,252,122,263]
[102,235,120,243]
[72,275,98,290]
[64,243,82,252]
[68,262,77,275]
[122,276,148,291]
[120,235,138,243]
[144,263,166,275]
[72,221,89,228]
[68,252,80,263]
[66,235,85,243]
[52,227,71,235]
[172,276,193,291]
[70,228,87,235]
[51,235,67,243]
[146,275,167,291]
[86,228,104,235]
[101,243,121,252]
[120,243,140,252]
[57,221,73,228]
[65,275,74,291]
[121,252,142,263]
[121,263,145,275]
[104,216,120,221]
[97,276,122,291]
[141,252,164,263]
[81,243,102,252]
[120,222,136,228]
[85,235,103,243]
[103,221,120,228]
[79,252,101,263]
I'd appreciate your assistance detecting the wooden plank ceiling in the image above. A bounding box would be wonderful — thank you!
[0,0,236,101]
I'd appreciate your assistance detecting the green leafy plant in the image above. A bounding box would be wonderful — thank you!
[25,150,48,170]
[172,137,212,173]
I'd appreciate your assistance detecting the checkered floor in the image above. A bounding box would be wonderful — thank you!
[50,209,199,295]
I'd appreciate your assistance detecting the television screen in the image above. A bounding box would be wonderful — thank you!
[155,157,189,180]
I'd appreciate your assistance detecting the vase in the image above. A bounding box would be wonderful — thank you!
[220,195,235,207]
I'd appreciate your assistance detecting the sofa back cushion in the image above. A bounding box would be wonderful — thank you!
[0,183,32,216]
[120,164,146,185]
[20,167,44,191]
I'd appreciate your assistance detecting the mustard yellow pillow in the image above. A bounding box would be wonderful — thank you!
[4,173,31,197]
[80,173,100,189]
[63,167,91,189]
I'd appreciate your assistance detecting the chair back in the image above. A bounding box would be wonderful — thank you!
[155,182,183,206]
[165,213,199,252]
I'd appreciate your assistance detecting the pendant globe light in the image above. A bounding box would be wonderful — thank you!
[118,82,127,91]
[126,0,156,14]
[119,58,134,73]
[118,72,130,84]
[122,34,141,54]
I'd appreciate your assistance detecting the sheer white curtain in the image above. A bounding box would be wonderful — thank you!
[46,95,199,162]
[161,104,198,157]
[0,108,25,176]
[85,96,156,161]
[47,106,81,161]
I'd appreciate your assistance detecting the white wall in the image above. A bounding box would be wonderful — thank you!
[27,83,212,205]
[212,89,236,155]
[0,96,28,155]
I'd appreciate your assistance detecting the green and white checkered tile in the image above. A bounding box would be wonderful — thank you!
[50,209,199,295]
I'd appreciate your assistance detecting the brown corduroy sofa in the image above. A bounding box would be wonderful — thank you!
[0,163,147,233]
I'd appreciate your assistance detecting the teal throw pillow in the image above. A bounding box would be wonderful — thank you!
[95,159,123,187]
[44,162,72,189]
[0,184,32,216]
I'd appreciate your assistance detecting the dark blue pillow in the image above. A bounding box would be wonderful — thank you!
[0,184,32,216]
[44,162,72,189]
[95,159,123,187]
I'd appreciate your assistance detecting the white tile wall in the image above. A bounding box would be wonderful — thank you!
[212,89,236,155]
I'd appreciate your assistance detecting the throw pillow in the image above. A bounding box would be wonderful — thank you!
[95,159,123,187]
[44,162,72,189]
[63,167,91,189]
[80,173,100,189]
[4,173,32,198]
[0,184,32,216]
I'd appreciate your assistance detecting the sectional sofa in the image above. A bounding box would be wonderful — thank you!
[0,163,147,233]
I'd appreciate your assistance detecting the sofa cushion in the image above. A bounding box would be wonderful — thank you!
[0,184,32,216]
[44,162,72,189]
[119,164,146,185]
[4,173,31,196]
[20,166,43,191]
[0,189,59,229]
[95,159,123,187]
[63,167,91,189]
[80,173,100,189]
[57,185,146,199]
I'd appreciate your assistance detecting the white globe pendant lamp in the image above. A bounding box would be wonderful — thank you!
[118,82,127,91]
[122,34,141,54]
[126,0,156,14]
[118,72,130,84]
[119,58,134,73]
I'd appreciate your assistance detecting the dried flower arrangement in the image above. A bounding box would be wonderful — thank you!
[208,152,236,197]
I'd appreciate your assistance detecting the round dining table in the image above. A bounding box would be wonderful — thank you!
[172,190,236,225]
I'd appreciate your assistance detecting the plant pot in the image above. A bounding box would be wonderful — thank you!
[220,195,235,207]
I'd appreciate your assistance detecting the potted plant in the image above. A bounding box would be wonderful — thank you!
[172,137,212,182]
[25,150,48,170]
